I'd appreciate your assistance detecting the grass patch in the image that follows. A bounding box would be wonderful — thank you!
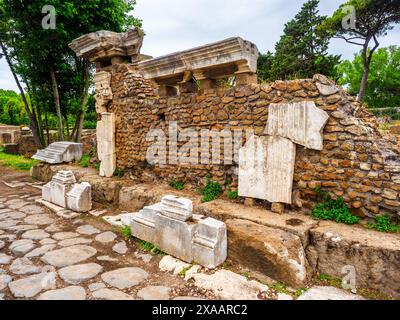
[0,151,39,171]
[136,239,166,256]
[78,154,91,168]
[243,271,250,280]
[200,178,222,203]
[316,273,342,288]
[169,179,185,190]
[227,189,239,200]
[312,190,360,225]
[368,215,400,233]
[178,265,193,277]
[269,282,292,295]
[114,168,124,178]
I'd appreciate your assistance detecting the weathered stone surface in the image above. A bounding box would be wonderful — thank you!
[95,231,117,244]
[101,267,149,289]
[137,286,170,300]
[69,28,144,63]
[227,219,310,287]
[190,270,268,300]
[92,288,134,300]
[0,240,4,250]
[88,282,106,292]
[239,135,296,204]
[59,263,103,285]
[52,232,80,240]
[265,101,329,150]
[24,214,55,226]
[7,224,37,232]
[58,237,93,247]
[22,229,50,240]
[10,258,41,275]
[161,195,193,221]
[155,213,197,262]
[138,37,258,85]
[76,224,100,235]
[32,142,83,164]
[41,245,97,268]
[112,241,128,254]
[93,71,113,113]
[97,112,116,178]
[130,204,162,244]
[8,272,57,298]
[0,253,13,265]
[6,199,28,210]
[45,224,63,233]
[297,286,365,300]
[192,217,227,269]
[0,274,12,290]
[306,221,400,298]
[9,239,36,256]
[66,182,92,213]
[315,82,339,96]
[96,255,118,262]
[0,219,20,229]
[38,286,87,300]
[159,255,191,275]
[40,238,57,245]
[0,211,26,220]
[25,244,57,258]
[19,205,44,215]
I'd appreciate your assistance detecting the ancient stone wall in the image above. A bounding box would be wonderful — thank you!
[102,63,400,219]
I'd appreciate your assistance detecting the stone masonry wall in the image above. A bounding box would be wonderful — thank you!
[105,63,400,219]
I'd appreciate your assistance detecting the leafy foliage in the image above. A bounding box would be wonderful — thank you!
[0,90,29,125]
[78,154,91,168]
[121,226,132,239]
[200,179,222,203]
[336,46,400,118]
[169,179,185,190]
[258,0,340,82]
[312,191,360,225]
[368,215,400,233]
[137,239,166,256]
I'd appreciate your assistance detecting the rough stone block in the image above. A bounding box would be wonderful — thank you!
[97,112,116,178]
[226,219,311,287]
[192,218,227,269]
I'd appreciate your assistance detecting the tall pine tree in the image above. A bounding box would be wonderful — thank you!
[267,0,340,81]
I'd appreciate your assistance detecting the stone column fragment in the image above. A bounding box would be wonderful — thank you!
[66,182,92,213]
[238,135,296,204]
[97,112,116,178]
[130,203,162,244]
[265,101,329,151]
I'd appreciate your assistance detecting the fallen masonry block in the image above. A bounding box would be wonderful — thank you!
[130,196,227,268]
[32,142,83,164]
[192,218,227,269]
[41,170,92,214]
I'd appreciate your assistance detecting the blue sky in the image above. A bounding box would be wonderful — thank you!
[1,0,399,91]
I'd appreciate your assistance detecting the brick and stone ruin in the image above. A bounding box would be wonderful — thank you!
[40,170,92,213]
[24,27,400,298]
[68,27,400,220]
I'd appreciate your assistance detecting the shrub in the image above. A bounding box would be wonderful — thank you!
[200,179,222,203]
[227,190,239,200]
[368,215,400,233]
[78,154,90,168]
[169,179,185,190]
[312,192,360,225]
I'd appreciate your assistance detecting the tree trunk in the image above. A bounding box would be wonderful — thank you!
[50,67,64,141]
[76,62,90,142]
[0,41,43,148]
[358,66,369,102]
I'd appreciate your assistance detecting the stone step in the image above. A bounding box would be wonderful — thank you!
[32,142,83,164]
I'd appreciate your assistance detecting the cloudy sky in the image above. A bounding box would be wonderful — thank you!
[1,0,400,91]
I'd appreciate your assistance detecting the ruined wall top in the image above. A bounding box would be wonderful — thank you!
[69,27,144,64]
[136,37,259,85]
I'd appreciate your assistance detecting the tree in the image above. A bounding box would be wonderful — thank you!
[336,46,400,118]
[257,51,275,82]
[322,0,400,101]
[0,0,141,144]
[271,0,340,80]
